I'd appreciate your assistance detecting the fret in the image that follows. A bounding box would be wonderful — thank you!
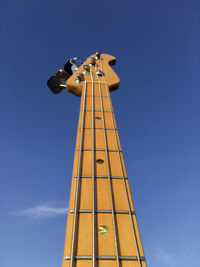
[86,94,110,97]
[75,129,122,154]
[72,175,128,179]
[69,209,136,214]
[82,109,113,112]
[78,111,117,128]
[86,85,108,96]
[100,58,144,266]
[76,148,122,152]
[71,150,126,177]
[82,96,113,111]
[79,127,117,130]
[64,255,145,260]
[84,80,108,84]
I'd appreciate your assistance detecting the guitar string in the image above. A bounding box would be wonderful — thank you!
[94,63,121,267]
[69,80,87,267]
[89,67,96,267]
[99,57,143,266]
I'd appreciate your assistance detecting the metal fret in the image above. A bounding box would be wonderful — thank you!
[82,109,113,112]
[80,126,118,130]
[76,148,122,152]
[72,175,128,179]
[69,209,136,214]
[85,80,108,85]
[96,68,120,266]
[64,255,145,260]
[86,94,110,97]
[100,58,144,267]
[70,81,87,267]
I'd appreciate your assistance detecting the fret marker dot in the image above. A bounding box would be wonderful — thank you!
[96,159,104,164]
[98,225,109,235]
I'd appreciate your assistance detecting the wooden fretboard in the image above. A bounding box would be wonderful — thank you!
[62,56,146,267]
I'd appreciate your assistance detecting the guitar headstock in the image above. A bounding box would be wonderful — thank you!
[66,53,120,96]
[47,52,120,96]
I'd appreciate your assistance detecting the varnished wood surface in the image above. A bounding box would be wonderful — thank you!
[62,55,146,267]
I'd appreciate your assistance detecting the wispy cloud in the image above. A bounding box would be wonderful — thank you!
[153,247,176,266]
[10,205,67,220]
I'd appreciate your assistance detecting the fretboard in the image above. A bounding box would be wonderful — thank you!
[62,60,146,267]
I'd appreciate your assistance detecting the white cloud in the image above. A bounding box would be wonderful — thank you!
[10,205,67,219]
[153,247,176,266]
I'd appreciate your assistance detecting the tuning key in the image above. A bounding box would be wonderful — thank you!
[95,70,104,76]
[70,58,77,65]
[84,65,90,73]
[64,57,83,76]
[76,73,84,82]
[89,57,96,66]
[64,60,74,76]
[55,70,70,81]
[95,52,101,59]
[47,75,66,94]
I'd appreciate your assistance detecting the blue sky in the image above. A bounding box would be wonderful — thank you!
[1,0,200,266]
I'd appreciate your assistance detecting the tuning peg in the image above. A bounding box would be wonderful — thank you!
[89,57,96,66]
[84,64,90,73]
[55,70,70,81]
[95,70,104,76]
[76,72,84,82]
[64,57,83,76]
[47,75,66,94]
[64,60,74,76]
[95,52,101,59]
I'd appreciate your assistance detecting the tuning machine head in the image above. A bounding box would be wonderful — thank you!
[89,57,96,66]
[55,70,70,81]
[95,52,101,59]
[47,75,66,94]
[64,57,83,76]
[47,69,69,94]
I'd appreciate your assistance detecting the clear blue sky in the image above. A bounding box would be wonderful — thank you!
[1,0,200,266]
